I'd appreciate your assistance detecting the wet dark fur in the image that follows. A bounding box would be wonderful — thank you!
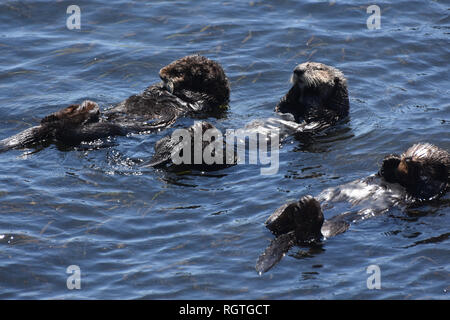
[144,121,236,172]
[265,195,324,243]
[379,143,449,200]
[0,55,230,151]
[256,195,350,274]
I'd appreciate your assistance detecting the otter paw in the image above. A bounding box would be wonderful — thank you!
[41,100,100,126]
[265,195,323,237]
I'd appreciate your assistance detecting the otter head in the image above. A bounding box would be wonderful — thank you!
[291,62,343,91]
[265,195,324,243]
[159,55,230,107]
[276,62,349,123]
[379,143,449,200]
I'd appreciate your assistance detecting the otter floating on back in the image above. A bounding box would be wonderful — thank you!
[144,121,237,172]
[256,143,449,273]
[0,55,230,152]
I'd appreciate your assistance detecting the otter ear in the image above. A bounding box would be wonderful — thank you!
[334,77,340,84]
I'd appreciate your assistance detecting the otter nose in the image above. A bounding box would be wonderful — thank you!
[293,68,305,76]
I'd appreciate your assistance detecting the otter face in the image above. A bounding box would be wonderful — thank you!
[379,144,449,200]
[291,62,342,90]
[159,55,230,105]
[276,62,349,123]
[380,154,427,187]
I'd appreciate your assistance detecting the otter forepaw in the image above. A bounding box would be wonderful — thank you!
[41,100,100,127]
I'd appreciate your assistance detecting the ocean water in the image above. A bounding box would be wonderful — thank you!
[0,0,448,299]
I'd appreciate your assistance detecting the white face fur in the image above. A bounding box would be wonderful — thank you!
[290,62,344,89]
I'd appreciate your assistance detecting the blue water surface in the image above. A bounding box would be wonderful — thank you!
[0,0,448,299]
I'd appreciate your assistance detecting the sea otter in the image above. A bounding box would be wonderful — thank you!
[0,55,230,152]
[256,143,449,273]
[144,121,236,171]
[244,62,350,141]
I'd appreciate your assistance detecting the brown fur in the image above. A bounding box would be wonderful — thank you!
[159,54,230,108]
[41,100,100,126]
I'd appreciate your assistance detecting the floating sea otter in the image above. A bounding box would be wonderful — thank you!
[0,55,230,152]
[144,121,237,172]
[267,61,350,135]
[276,62,349,123]
[256,143,449,273]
